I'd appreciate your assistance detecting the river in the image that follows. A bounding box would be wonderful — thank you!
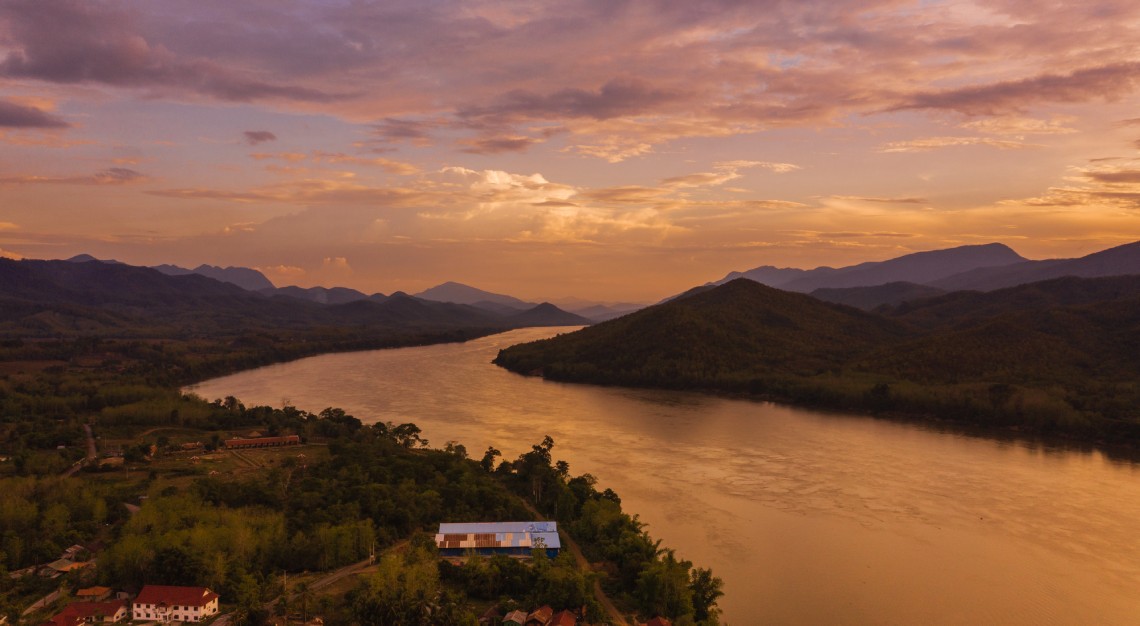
[189,327,1140,625]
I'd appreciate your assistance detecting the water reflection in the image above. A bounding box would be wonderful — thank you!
[190,327,1140,625]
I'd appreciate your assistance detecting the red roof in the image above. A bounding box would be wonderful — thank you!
[134,585,219,607]
[645,619,672,626]
[549,609,577,626]
[58,600,128,620]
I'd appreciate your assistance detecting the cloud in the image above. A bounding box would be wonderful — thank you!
[0,167,147,186]
[890,63,1140,115]
[715,161,801,174]
[961,116,1077,136]
[1084,170,1140,184]
[244,131,277,145]
[460,135,543,154]
[0,0,352,103]
[459,78,687,123]
[310,152,420,175]
[0,98,69,128]
[879,136,1037,152]
[830,196,928,204]
[259,264,306,280]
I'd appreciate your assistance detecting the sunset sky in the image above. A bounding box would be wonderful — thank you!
[2,0,1140,301]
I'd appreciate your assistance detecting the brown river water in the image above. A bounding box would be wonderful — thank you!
[189,327,1140,625]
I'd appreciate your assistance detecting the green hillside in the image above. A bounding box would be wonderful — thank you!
[495,277,1140,445]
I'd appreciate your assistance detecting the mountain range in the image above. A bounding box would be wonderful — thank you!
[3,258,589,337]
[715,240,1140,310]
[495,273,1140,444]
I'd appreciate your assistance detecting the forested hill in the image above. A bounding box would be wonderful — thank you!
[494,276,1140,444]
[494,278,904,385]
[0,258,582,338]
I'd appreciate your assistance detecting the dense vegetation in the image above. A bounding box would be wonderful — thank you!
[494,276,1140,446]
[0,258,721,624]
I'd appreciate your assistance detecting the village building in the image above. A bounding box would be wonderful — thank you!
[131,585,220,623]
[224,434,301,449]
[75,587,113,601]
[436,521,561,558]
[549,609,578,626]
[503,610,530,626]
[526,605,554,625]
[48,600,129,624]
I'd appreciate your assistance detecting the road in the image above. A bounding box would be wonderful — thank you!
[521,502,632,626]
[63,423,97,477]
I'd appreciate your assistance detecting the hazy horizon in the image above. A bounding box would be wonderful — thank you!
[3,1,1140,301]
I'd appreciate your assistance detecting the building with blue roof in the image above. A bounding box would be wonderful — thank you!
[436,521,561,558]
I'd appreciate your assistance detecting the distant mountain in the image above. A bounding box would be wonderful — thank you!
[719,265,812,288]
[716,243,1025,292]
[931,241,1140,291]
[269,285,379,305]
[810,282,947,311]
[505,303,592,327]
[568,303,645,322]
[0,258,593,338]
[151,263,275,291]
[415,281,533,309]
[883,274,1140,330]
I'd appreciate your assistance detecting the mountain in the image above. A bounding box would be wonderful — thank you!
[187,264,275,291]
[931,241,1140,292]
[0,258,506,337]
[716,243,1026,293]
[0,258,595,338]
[718,265,812,288]
[505,303,592,327]
[151,263,275,291]
[883,274,1140,330]
[269,285,378,305]
[493,274,1140,443]
[568,303,645,322]
[495,278,903,384]
[810,282,947,311]
[415,281,533,309]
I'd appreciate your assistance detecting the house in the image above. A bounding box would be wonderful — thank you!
[224,435,300,449]
[478,605,502,625]
[132,585,220,623]
[76,586,113,601]
[642,618,672,626]
[549,610,577,626]
[436,521,561,558]
[40,559,93,578]
[52,599,129,624]
[526,605,553,625]
[503,610,529,626]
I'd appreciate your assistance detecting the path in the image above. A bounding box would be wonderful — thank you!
[522,502,631,626]
[63,423,97,477]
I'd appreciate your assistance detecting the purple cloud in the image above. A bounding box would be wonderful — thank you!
[890,63,1140,115]
[0,99,68,128]
[459,78,687,122]
[244,131,277,145]
[0,0,351,103]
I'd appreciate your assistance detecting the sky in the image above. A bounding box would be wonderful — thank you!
[2,0,1140,302]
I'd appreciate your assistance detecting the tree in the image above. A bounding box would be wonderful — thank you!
[480,446,501,472]
[689,567,724,624]
[636,550,694,620]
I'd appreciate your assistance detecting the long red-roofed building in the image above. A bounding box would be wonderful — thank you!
[50,599,129,624]
[224,435,300,449]
[132,585,220,623]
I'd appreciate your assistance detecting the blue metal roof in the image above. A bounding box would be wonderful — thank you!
[436,521,561,550]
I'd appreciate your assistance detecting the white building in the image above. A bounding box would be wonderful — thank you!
[132,585,220,623]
